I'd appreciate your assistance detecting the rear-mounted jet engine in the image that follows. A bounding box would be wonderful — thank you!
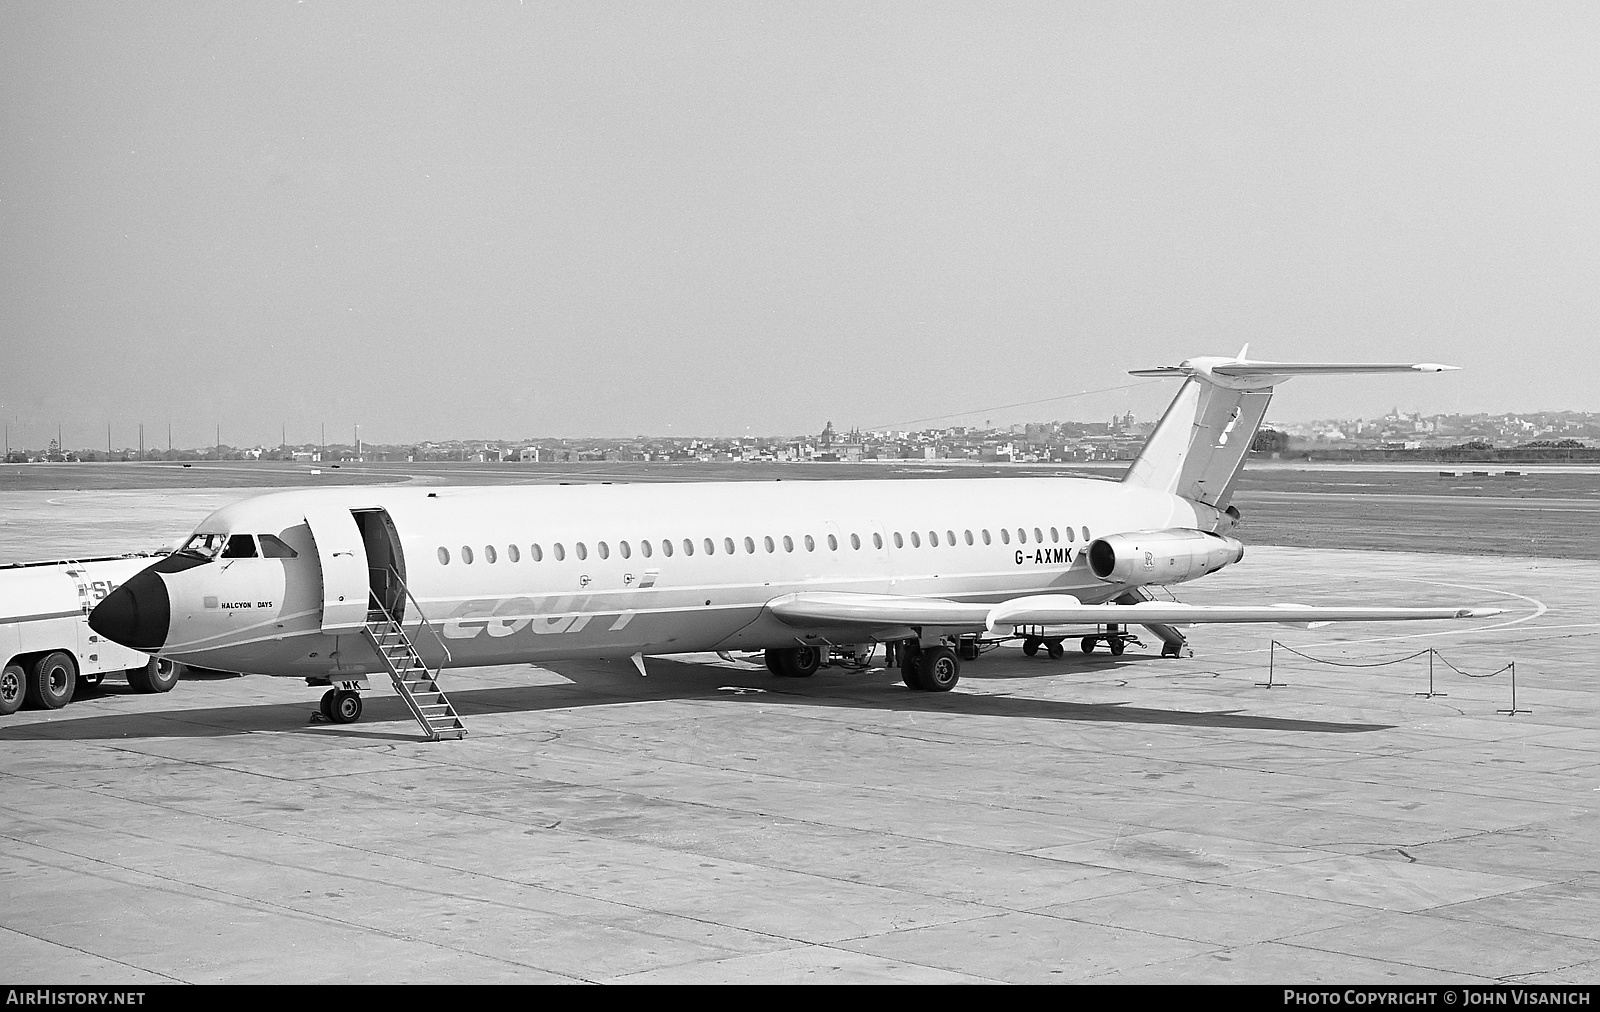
[1087,529,1245,588]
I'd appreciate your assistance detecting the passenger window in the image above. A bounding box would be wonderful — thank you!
[532,544,544,562]
[928,531,938,547]
[804,535,814,552]
[1082,526,1090,542]
[893,532,903,548]
[576,542,588,561]
[260,535,298,559]
[222,534,258,559]
[1034,527,1043,544]
[1050,528,1059,544]
[724,537,735,555]
[554,543,565,561]
[508,544,521,562]
[874,533,884,549]
[462,546,475,564]
[782,536,794,553]
[598,542,610,560]
[744,536,755,554]
[485,545,498,564]
[1066,527,1075,542]
[982,529,992,545]
[620,541,631,559]
[947,530,956,546]
[438,547,451,565]
[828,534,838,551]
[850,533,861,550]
[1017,528,1027,544]
[662,540,674,558]
[964,530,973,546]
[704,538,716,555]
[683,539,694,556]
[910,532,921,548]
[764,536,775,553]
[1000,529,1010,545]
[642,540,653,558]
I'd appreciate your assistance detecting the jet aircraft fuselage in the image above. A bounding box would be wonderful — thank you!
[93,476,1224,678]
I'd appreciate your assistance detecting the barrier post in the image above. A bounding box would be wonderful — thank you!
[1414,648,1448,698]
[1257,640,1287,688]
[1498,661,1531,715]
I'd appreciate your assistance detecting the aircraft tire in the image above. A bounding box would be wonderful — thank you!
[1108,637,1126,657]
[26,651,76,710]
[899,644,924,690]
[0,662,25,715]
[1021,637,1041,657]
[918,647,960,692]
[329,690,363,724]
[775,645,821,678]
[763,649,783,675]
[319,690,336,721]
[1046,639,1065,660]
[129,657,181,694]
[1081,636,1096,654]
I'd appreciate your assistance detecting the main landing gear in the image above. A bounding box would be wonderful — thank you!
[764,640,969,692]
[764,645,823,678]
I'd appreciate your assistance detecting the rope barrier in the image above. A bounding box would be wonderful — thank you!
[1262,640,1528,714]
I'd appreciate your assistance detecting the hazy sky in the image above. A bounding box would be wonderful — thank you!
[3,2,1597,448]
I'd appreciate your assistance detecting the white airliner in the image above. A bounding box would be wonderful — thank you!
[90,351,1496,735]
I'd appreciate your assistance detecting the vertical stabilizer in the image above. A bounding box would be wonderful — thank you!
[1121,352,1458,512]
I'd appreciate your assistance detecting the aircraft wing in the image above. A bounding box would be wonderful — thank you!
[986,595,1499,630]
[768,591,1500,636]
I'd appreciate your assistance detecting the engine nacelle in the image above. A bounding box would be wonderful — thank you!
[1086,529,1245,588]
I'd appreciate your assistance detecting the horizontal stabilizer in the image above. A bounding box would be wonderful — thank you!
[1122,349,1460,510]
[986,595,1500,631]
[1128,354,1458,391]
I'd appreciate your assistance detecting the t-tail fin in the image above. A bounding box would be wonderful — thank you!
[1121,348,1457,511]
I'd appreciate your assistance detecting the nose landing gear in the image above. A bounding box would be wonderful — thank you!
[319,689,364,724]
[308,677,371,726]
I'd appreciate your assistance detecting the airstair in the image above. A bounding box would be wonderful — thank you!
[360,572,466,741]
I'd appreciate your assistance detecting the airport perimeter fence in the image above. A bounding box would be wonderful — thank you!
[1261,641,1528,714]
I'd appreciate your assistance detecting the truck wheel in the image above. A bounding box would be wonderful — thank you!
[0,662,25,715]
[128,657,181,694]
[26,651,77,710]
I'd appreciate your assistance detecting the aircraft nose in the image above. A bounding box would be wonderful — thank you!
[89,569,170,651]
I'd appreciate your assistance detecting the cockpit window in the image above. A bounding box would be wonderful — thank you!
[221,534,258,559]
[259,535,298,559]
[179,533,228,559]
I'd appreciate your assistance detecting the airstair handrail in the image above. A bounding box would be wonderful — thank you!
[370,565,453,667]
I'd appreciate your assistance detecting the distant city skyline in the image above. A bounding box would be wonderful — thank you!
[5,5,1597,445]
[6,404,1595,456]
